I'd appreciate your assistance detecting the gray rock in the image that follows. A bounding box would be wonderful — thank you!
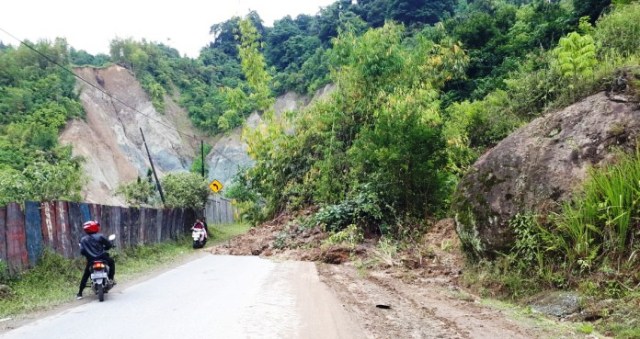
[529,291,582,318]
[0,284,12,299]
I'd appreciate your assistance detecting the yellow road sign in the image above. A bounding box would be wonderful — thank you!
[209,179,223,193]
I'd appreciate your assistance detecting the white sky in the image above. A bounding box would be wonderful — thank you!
[0,0,336,58]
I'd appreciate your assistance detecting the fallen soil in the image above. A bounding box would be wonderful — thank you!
[210,215,593,338]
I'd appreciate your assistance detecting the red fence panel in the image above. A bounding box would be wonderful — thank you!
[6,203,28,274]
[55,201,73,258]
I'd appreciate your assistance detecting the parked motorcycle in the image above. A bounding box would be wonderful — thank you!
[192,228,207,249]
[90,234,116,302]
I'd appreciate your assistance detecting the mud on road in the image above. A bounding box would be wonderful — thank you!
[210,216,588,338]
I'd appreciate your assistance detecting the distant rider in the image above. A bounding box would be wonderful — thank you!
[191,218,209,239]
[77,220,115,299]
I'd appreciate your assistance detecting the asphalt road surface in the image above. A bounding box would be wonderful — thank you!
[1,255,363,339]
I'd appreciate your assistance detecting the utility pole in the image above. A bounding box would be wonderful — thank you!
[201,140,205,178]
[140,128,165,205]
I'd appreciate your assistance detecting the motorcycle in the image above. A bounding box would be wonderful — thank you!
[90,234,116,302]
[192,228,207,249]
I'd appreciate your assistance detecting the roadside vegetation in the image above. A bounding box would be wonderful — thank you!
[0,223,250,319]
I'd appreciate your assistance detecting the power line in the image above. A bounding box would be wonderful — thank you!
[0,27,242,168]
[0,27,199,140]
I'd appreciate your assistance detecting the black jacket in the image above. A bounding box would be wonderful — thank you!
[79,233,113,260]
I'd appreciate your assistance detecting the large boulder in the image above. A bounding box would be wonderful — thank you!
[452,87,640,258]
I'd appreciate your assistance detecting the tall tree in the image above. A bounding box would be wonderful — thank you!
[573,0,611,23]
[389,0,457,26]
[238,16,273,113]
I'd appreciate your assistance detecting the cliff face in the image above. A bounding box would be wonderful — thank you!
[205,89,324,186]
[60,66,201,206]
[60,65,333,206]
[452,85,640,258]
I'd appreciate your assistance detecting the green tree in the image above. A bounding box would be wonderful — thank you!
[116,175,156,206]
[389,0,457,26]
[238,17,274,112]
[573,0,611,23]
[190,144,212,177]
[243,22,468,229]
[161,172,210,209]
[594,2,640,57]
[552,31,597,94]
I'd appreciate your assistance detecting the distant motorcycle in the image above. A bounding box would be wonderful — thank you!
[192,228,207,249]
[90,234,116,302]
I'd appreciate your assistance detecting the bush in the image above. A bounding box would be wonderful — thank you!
[161,172,210,209]
[116,175,157,207]
[595,3,640,57]
[312,184,391,235]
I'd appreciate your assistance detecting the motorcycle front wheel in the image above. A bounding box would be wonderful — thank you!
[98,284,104,302]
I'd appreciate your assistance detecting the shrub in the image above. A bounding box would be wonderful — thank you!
[595,3,640,57]
[161,172,209,209]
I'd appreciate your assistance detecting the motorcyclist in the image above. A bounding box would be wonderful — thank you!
[191,218,209,239]
[77,220,115,300]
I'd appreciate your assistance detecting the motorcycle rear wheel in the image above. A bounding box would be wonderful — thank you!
[98,284,104,302]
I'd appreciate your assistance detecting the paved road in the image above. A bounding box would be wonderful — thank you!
[1,255,362,339]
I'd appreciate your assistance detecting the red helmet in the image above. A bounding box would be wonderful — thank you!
[83,220,100,234]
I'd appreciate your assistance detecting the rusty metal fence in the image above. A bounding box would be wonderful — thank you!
[0,201,196,275]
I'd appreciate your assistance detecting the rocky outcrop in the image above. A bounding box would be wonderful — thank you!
[205,84,335,187]
[453,89,640,258]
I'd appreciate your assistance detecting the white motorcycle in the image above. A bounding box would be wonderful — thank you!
[192,228,207,249]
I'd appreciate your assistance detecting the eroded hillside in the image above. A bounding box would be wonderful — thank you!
[60,65,334,206]
[60,66,202,205]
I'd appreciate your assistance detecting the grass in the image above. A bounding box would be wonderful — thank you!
[0,222,250,319]
[478,299,605,337]
[209,222,252,243]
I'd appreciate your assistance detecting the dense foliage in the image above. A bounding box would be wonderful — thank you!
[0,39,85,204]
[160,172,210,209]
[238,21,468,234]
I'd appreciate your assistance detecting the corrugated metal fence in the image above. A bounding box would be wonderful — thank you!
[0,201,197,275]
[205,196,236,224]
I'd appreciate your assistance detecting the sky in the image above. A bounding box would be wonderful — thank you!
[0,0,336,58]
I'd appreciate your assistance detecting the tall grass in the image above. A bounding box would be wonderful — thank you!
[553,150,640,270]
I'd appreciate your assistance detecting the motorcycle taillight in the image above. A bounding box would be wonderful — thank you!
[92,262,106,270]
